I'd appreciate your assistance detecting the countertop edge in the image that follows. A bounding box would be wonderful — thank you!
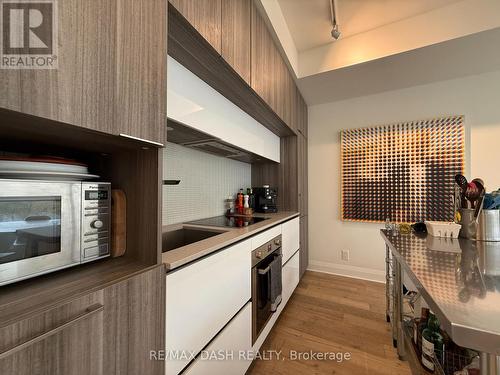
[162,212,300,271]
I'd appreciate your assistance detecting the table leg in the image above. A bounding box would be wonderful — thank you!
[480,352,500,375]
[394,258,406,360]
[385,244,391,323]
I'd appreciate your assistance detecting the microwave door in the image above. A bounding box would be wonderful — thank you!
[0,181,81,285]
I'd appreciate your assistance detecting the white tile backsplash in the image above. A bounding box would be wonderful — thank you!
[162,142,251,225]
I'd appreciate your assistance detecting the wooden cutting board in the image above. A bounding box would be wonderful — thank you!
[111,189,126,257]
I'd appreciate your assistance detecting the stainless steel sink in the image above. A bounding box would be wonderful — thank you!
[162,227,226,252]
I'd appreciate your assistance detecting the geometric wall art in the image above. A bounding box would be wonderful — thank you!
[341,115,465,223]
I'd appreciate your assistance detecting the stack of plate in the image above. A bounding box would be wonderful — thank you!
[0,156,99,181]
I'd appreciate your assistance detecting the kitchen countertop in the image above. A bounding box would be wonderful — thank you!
[162,212,299,271]
[381,229,500,354]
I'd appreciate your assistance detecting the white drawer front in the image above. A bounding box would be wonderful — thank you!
[282,251,300,305]
[251,225,281,250]
[184,302,252,375]
[281,217,299,264]
[165,239,252,375]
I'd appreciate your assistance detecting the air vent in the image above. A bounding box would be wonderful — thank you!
[184,141,244,158]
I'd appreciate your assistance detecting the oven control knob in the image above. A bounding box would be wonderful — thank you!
[268,244,272,251]
[274,239,281,246]
[91,220,104,229]
[255,250,263,259]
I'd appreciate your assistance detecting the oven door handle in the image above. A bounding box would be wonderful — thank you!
[258,265,271,275]
[257,251,281,275]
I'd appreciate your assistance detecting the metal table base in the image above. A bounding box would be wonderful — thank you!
[385,241,500,374]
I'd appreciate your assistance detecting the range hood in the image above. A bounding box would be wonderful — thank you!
[167,120,270,163]
[167,56,280,163]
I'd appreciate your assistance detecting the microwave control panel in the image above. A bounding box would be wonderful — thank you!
[81,182,111,261]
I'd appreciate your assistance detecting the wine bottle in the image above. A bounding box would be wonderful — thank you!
[421,311,444,372]
[247,188,255,209]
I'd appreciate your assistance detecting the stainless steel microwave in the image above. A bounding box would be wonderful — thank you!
[0,179,111,286]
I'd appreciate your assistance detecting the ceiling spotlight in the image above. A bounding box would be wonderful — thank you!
[331,24,341,40]
[330,0,340,40]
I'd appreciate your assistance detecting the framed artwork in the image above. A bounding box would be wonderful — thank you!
[341,116,465,223]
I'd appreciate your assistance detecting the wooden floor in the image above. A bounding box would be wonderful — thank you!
[248,271,411,375]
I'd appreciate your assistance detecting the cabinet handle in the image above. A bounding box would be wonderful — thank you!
[0,303,104,360]
[119,133,164,147]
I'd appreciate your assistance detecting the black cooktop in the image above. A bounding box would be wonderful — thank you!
[186,215,269,228]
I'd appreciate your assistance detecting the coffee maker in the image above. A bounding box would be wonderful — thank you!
[253,185,278,213]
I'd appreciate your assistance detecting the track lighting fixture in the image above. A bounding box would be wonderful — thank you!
[331,24,341,40]
[330,0,341,40]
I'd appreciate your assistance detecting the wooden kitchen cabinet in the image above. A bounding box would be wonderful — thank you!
[299,216,308,277]
[114,0,167,145]
[0,0,166,145]
[103,265,165,375]
[298,93,308,138]
[0,291,105,375]
[251,1,296,131]
[0,265,165,375]
[251,0,278,115]
[169,0,222,53]
[298,133,308,216]
[222,0,252,84]
[251,0,291,124]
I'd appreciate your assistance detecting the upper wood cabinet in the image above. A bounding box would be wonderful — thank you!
[114,0,167,145]
[221,0,251,84]
[169,0,222,53]
[251,1,295,131]
[298,133,308,216]
[169,0,301,134]
[298,94,308,138]
[251,1,280,118]
[0,0,166,145]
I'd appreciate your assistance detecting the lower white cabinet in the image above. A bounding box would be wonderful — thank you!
[250,224,281,250]
[165,239,252,375]
[183,302,252,375]
[282,250,300,307]
[281,217,299,264]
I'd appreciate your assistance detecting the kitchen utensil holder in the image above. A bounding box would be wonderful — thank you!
[459,209,500,241]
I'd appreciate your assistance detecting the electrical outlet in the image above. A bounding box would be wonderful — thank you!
[341,249,350,262]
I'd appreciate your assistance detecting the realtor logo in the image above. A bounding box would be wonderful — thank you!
[1,0,57,69]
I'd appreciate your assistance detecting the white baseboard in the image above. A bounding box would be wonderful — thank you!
[307,260,385,283]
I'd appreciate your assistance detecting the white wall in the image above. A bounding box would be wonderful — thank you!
[308,70,500,282]
[163,142,251,226]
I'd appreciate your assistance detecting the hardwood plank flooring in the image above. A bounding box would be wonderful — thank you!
[248,271,411,375]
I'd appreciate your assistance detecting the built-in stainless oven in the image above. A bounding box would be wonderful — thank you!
[252,234,282,344]
[0,179,111,286]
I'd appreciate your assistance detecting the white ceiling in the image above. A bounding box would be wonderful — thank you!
[277,0,462,52]
[297,27,500,104]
